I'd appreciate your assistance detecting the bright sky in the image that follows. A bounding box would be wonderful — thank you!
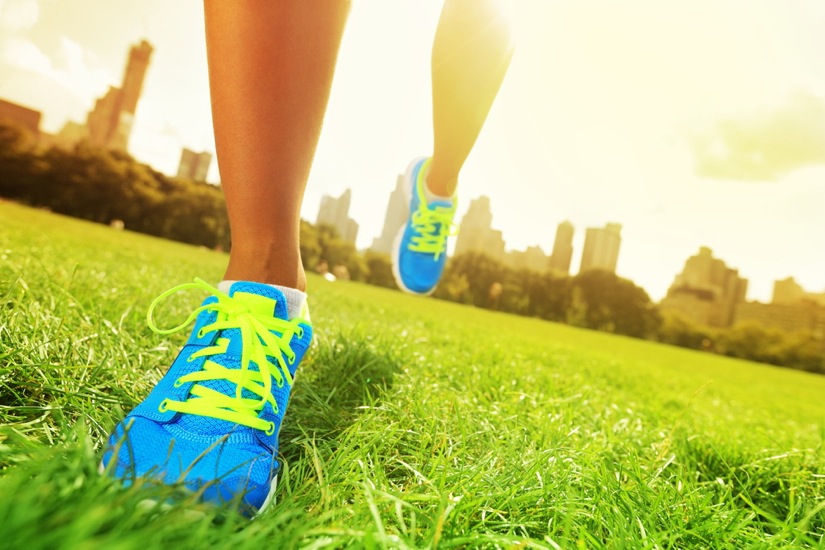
[1,0,824,302]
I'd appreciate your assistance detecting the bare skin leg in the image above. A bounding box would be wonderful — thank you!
[204,0,351,290]
[427,0,515,197]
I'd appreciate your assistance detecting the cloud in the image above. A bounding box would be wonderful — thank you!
[0,32,113,131]
[0,0,39,31]
[0,35,50,72]
[52,36,112,98]
[688,92,825,181]
[1,33,111,97]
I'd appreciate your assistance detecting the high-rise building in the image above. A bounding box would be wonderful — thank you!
[579,223,621,273]
[454,196,505,260]
[119,40,153,116]
[773,277,806,305]
[177,148,213,182]
[317,188,359,244]
[772,277,825,307]
[370,175,407,255]
[86,88,118,146]
[86,40,153,151]
[0,98,41,136]
[548,220,574,275]
[660,247,748,327]
[735,301,825,337]
[734,277,825,336]
[507,245,548,272]
[55,121,88,147]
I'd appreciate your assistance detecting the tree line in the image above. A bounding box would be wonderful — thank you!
[0,123,230,249]
[297,222,824,375]
[2,122,822,375]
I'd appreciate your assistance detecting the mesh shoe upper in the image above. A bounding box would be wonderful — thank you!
[101,280,312,516]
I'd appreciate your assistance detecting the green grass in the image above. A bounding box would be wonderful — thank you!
[0,200,823,549]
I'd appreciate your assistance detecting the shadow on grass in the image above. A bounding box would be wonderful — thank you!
[279,332,403,457]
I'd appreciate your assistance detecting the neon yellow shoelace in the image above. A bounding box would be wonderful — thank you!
[408,206,458,261]
[147,278,307,434]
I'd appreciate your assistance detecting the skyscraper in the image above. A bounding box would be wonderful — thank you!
[660,247,748,327]
[119,40,153,116]
[579,223,621,273]
[454,196,505,260]
[548,220,574,274]
[86,40,153,151]
[317,188,359,244]
[370,175,408,255]
[177,148,213,182]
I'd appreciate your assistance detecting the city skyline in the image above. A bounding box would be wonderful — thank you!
[1,0,823,302]
[349,178,825,325]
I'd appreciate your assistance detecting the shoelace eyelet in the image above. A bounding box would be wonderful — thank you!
[146,279,305,430]
[264,422,276,436]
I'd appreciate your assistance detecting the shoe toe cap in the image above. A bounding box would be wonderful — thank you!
[102,415,276,515]
[398,251,445,293]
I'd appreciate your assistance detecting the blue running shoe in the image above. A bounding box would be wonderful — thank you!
[391,157,458,295]
[101,278,312,517]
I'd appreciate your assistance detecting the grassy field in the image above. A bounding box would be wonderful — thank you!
[0,200,823,549]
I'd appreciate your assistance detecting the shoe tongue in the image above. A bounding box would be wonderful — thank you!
[226,281,289,320]
[174,281,295,436]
